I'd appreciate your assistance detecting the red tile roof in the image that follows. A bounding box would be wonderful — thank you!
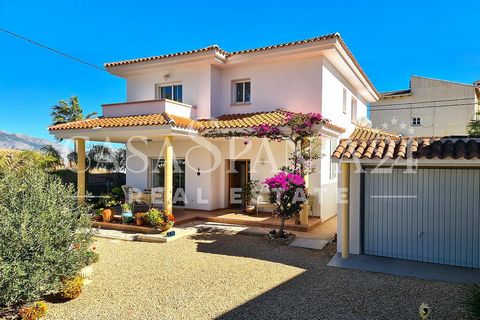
[104,33,378,96]
[49,110,345,134]
[332,126,480,160]
[48,113,200,131]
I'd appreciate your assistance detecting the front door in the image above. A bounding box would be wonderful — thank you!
[228,160,250,208]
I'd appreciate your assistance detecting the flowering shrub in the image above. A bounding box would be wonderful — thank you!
[57,276,84,300]
[144,208,176,229]
[18,301,47,320]
[264,171,306,236]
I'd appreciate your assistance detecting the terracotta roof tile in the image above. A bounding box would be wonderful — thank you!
[332,136,480,160]
[104,33,378,96]
[49,113,200,131]
[350,126,401,140]
[49,110,346,134]
[104,45,226,67]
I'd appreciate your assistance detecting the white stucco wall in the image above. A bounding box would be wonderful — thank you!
[212,56,323,116]
[371,76,478,136]
[126,65,212,119]
[125,136,340,219]
[321,58,368,137]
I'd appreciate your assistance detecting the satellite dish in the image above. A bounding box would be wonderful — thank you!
[357,116,372,128]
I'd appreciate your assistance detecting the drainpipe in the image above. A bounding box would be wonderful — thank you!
[341,162,350,259]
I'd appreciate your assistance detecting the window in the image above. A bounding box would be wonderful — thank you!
[232,80,251,104]
[151,158,186,206]
[158,84,183,102]
[329,139,338,180]
[342,88,347,114]
[350,97,358,123]
[412,117,421,126]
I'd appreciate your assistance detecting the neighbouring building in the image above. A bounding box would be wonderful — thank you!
[49,33,378,225]
[370,75,480,136]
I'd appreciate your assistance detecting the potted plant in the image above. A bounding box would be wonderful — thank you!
[93,208,103,222]
[101,199,117,223]
[135,212,146,226]
[144,208,175,231]
[121,203,133,224]
[241,179,259,214]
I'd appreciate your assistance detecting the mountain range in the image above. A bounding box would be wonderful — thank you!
[0,130,71,157]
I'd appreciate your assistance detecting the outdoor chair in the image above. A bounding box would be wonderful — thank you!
[254,192,275,216]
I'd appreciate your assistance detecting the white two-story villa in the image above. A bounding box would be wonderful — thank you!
[49,33,378,225]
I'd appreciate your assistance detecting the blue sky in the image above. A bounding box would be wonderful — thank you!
[0,0,478,141]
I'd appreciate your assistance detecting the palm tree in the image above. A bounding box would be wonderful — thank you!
[87,145,114,171]
[467,112,480,135]
[113,148,126,172]
[40,145,63,168]
[51,96,97,145]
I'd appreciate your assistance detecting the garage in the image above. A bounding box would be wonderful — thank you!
[332,127,480,271]
[363,167,480,268]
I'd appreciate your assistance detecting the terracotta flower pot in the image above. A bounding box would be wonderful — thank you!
[102,208,114,223]
[136,216,145,226]
[245,205,256,214]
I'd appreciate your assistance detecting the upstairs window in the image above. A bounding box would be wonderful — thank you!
[158,84,183,102]
[412,117,421,126]
[350,97,358,123]
[232,80,251,104]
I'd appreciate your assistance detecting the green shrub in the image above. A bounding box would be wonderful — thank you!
[0,167,93,306]
[463,284,480,319]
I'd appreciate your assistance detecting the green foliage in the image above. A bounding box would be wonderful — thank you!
[121,203,131,212]
[463,284,480,319]
[84,250,100,266]
[40,145,63,169]
[51,96,97,126]
[0,167,93,306]
[0,150,60,172]
[144,208,162,227]
[467,112,480,136]
[241,179,260,206]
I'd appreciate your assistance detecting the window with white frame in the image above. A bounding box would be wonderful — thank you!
[342,88,347,114]
[411,117,421,126]
[329,139,338,180]
[350,97,358,123]
[157,84,183,102]
[232,80,251,104]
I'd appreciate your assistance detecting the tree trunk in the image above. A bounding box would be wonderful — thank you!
[278,216,286,237]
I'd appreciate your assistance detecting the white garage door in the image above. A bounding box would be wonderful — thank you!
[364,167,480,268]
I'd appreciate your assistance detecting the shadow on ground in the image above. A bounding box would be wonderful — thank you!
[189,232,468,320]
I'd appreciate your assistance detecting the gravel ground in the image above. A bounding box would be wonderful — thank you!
[45,233,468,320]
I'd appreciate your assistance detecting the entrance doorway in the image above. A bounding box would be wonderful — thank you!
[227,159,250,208]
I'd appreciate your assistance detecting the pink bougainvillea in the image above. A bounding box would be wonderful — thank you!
[264,171,305,191]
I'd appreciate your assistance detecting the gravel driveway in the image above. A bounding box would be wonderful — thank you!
[45,233,468,320]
